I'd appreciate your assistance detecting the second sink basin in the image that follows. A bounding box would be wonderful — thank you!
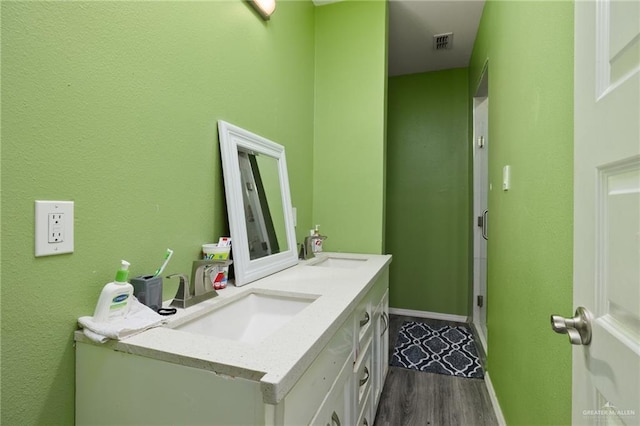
[311,257,367,269]
[173,291,317,344]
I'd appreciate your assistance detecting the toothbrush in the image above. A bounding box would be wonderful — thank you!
[154,248,174,277]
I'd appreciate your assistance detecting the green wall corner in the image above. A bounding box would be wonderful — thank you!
[469,1,574,424]
[313,0,388,254]
[386,68,470,316]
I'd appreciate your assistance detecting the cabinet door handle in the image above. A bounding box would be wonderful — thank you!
[360,311,370,328]
[381,311,389,336]
[482,209,488,240]
[359,366,370,387]
[363,418,369,426]
[331,411,341,426]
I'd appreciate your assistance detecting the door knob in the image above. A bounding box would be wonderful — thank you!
[550,307,593,345]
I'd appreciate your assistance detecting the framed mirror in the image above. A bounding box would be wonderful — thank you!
[218,121,298,286]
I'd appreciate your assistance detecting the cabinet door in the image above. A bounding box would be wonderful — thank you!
[354,296,373,362]
[284,312,354,425]
[354,338,373,413]
[380,290,389,382]
[372,289,389,405]
[309,356,353,426]
[356,387,373,426]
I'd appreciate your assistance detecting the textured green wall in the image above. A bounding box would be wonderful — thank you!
[1,1,315,423]
[313,0,387,254]
[386,68,470,316]
[469,1,574,424]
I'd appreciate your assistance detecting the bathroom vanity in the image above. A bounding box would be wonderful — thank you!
[75,252,391,425]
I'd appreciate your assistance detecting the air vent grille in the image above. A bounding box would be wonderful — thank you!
[433,32,453,50]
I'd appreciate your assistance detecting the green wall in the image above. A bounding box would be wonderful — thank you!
[386,68,470,316]
[313,0,388,254]
[469,1,574,424]
[1,1,316,423]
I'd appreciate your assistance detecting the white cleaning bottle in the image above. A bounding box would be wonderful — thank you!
[93,260,134,323]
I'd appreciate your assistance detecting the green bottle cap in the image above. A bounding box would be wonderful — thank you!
[115,260,130,283]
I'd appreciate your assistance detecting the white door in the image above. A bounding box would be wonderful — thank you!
[473,67,489,353]
[570,0,640,424]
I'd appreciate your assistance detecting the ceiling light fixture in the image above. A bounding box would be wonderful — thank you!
[250,0,276,20]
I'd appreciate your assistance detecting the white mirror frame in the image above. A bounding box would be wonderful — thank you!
[218,120,298,286]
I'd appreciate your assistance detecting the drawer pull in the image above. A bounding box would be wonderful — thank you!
[331,411,341,426]
[359,366,370,387]
[360,311,370,327]
[381,311,389,336]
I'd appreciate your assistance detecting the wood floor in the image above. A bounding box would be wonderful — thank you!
[373,315,498,426]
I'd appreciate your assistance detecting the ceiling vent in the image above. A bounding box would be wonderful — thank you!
[433,32,454,51]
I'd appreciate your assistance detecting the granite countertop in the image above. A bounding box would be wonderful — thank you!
[74,252,392,404]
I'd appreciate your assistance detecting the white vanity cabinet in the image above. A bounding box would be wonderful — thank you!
[75,257,391,426]
[291,267,390,426]
[282,310,355,425]
[353,269,389,425]
[372,289,389,407]
[308,355,353,426]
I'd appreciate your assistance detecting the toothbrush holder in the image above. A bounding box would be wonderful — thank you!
[131,275,163,312]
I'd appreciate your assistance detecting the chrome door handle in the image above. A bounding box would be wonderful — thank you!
[550,307,593,345]
[359,366,370,387]
[482,210,488,240]
[360,311,370,328]
[381,311,389,336]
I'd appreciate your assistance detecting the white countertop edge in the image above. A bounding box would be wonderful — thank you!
[75,252,392,405]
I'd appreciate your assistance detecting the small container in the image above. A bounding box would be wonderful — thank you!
[130,275,163,312]
[202,243,231,260]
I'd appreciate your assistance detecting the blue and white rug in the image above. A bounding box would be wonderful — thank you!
[391,321,484,379]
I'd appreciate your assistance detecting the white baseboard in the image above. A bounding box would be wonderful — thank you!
[389,307,468,323]
[484,372,506,426]
[470,322,488,355]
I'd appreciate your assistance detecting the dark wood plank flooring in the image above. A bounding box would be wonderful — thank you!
[373,315,498,426]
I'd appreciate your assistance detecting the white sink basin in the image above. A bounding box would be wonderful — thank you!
[311,257,367,269]
[173,292,317,344]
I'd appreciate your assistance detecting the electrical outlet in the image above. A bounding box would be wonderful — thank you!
[48,213,64,243]
[35,201,74,257]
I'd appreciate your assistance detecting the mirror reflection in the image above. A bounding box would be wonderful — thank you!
[238,150,288,260]
[218,120,298,287]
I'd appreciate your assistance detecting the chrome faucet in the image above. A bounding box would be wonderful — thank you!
[167,260,219,309]
[299,241,311,260]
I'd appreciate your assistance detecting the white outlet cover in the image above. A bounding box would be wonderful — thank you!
[35,200,74,257]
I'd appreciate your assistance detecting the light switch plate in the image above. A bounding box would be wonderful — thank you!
[35,200,74,257]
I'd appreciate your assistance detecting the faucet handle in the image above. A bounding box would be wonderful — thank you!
[167,273,189,308]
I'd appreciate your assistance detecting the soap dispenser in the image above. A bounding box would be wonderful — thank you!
[93,260,134,323]
[309,225,327,254]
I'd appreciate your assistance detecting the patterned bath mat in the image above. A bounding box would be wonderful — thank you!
[391,321,484,379]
